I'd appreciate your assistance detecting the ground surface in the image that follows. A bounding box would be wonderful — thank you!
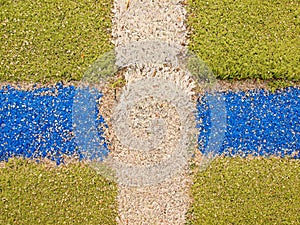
[0,0,112,83]
[188,157,300,224]
[187,0,299,82]
[0,0,299,224]
[0,158,118,225]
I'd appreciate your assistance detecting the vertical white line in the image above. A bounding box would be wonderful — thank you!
[111,0,192,224]
[112,0,188,47]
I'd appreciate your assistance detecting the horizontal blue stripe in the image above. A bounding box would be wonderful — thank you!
[0,84,107,164]
[0,84,299,164]
[198,87,299,158]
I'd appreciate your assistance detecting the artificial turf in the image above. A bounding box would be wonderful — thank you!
[0,0,113,83]
[187,0,300,83]
[1,0,299,224]
[187,157,300,224]
[0,158,118,225]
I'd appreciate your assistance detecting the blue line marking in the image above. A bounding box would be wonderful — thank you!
[0,85,299,164]
[198,87,299,158]
[0,84,108,164]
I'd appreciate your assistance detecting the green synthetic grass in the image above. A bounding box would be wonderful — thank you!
[0,158,118,225]
[187,0,300,82]
[187,157,300,224]
[0,0,113,83]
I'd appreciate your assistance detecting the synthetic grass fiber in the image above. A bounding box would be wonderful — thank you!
[188,157,300,224]
[0,158,118,225]
[0,0,113,83]
[187,0,300,81]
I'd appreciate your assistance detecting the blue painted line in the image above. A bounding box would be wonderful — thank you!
[0,84,299,165]
[0,84,108,164]
[198,87,299,158]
